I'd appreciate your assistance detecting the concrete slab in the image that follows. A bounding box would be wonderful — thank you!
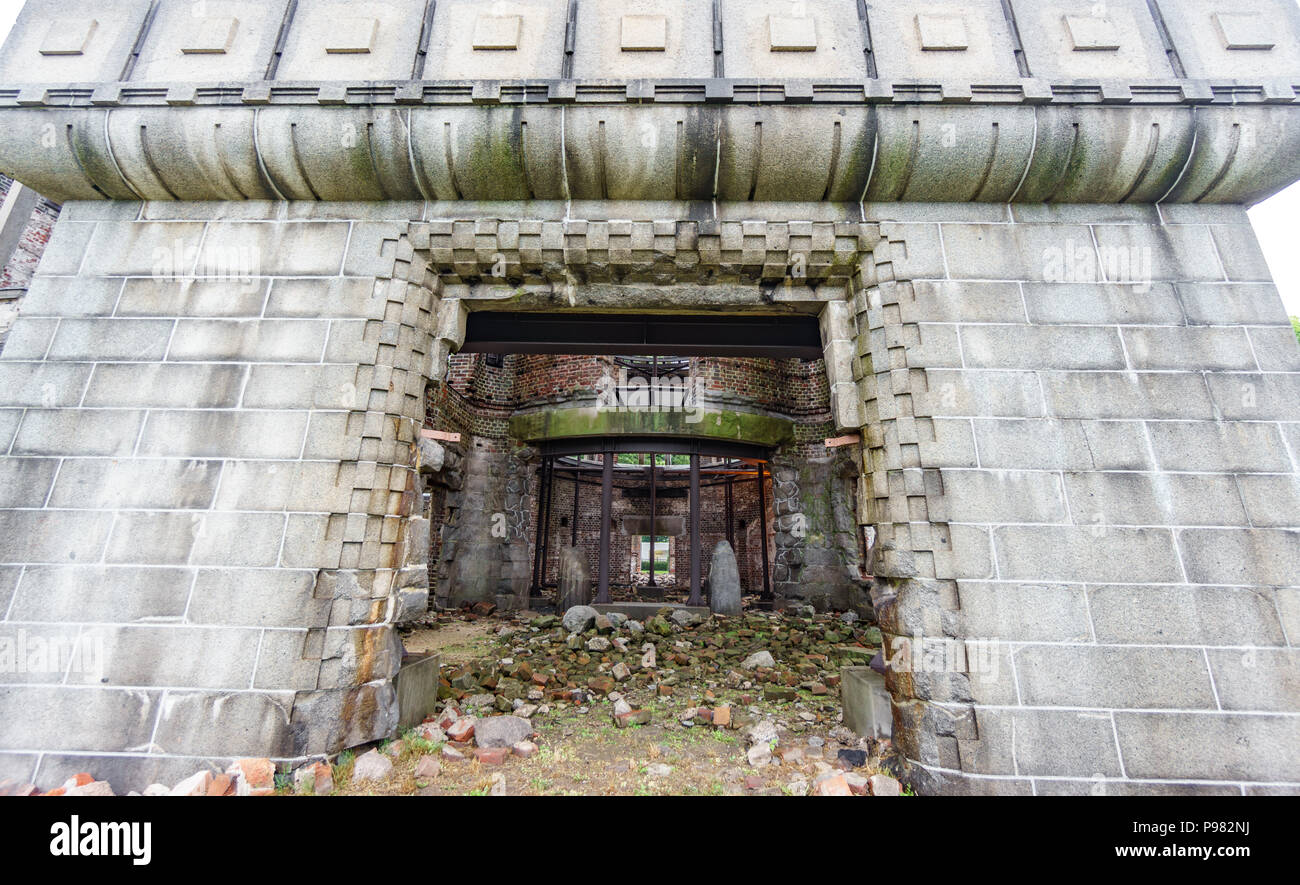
[395,653,441,732]
[593,602,710,620]
[841,666,893,740]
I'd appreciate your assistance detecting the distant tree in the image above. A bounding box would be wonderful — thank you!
[1292,316,1300,344]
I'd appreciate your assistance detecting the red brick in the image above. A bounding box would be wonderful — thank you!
[207,774,234,796]
[474,747,509,765]
[446,718,476,743]
[814,775,853,796]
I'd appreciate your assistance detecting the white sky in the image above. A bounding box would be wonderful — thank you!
[0,0,1295,315]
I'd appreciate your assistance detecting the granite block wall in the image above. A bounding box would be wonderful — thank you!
[857,203,1300,794]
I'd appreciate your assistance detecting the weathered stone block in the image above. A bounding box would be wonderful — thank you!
[65,626,261,690]
[1021,282,1184,325]
[1178,528,1300,586]
[0,458,58,508]
[956,582,1091,643]
[940,470,1066,524]
[1063,472,1247,526]
[152,690,296,758]
[187,569,325,629]
[168,319,329,363]
[993,526,1182,583]
[1146,420,1292,472]
[0,510,113,564]
[1088,584,1287,646]
[972,418,1152,470]
[1115,713,1300,782]
[1039,372,1214,420]
[138,410,310,460]
[1015,646,1217,709]
[918,370,1044,418]
[0,686,159,752]
[7,566,189,623]
[83,363,247,409]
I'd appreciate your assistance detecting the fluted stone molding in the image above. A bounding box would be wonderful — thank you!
[0,101,1297,206]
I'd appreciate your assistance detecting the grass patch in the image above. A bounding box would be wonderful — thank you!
[332,749,355,788]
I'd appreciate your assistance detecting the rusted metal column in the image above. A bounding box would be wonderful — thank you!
[570,471,579,548]
[688,452,703,606]
[757,461,771,598]
[725,475,735,550]
[647,455,657,588]
[596,448,614,603]
[539,456,555,588]
[530,458,548,596]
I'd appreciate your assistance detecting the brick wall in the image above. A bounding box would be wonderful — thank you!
[0,174,61,353]
[0,193,59,290]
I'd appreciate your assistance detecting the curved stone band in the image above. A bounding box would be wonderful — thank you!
[0,101,1296,205]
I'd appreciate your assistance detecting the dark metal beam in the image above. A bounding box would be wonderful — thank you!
[540,435,769,461]
[596,448,613,604]
[570,471,579,548]
[530,458,548,596]
[539,456,555,589]
[725,476,735,550]
[648,456,657,588]
[462,312,824,359]
[757,463,771,599]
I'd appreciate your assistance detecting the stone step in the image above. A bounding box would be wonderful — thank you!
[593,602,711,620]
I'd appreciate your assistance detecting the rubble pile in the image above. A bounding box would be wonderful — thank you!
[435,604,884,732]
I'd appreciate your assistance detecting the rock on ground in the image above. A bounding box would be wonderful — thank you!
[869,774,902,796]
[742,650,775,669]
[474,715,534,748]
[562,605,598,634]
[352,750,394,783]
[743,720,780,748]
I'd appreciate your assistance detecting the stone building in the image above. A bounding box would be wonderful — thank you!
[0,173,60,348]
[0,0,1297,795]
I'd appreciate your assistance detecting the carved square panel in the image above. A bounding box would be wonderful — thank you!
[325,18,379,54]
[473,14,522,50]
[1214,12,1275,51]
[1064,15,1121,51]
[621,14,667,51]
[180,17,240,55]
[38,18,98,56]
[768,15,817,51]
[916,14,969,51]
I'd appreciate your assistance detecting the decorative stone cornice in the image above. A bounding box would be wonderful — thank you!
[1,99,1296,205]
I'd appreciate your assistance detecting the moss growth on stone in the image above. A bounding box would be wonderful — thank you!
[508,407,795,446]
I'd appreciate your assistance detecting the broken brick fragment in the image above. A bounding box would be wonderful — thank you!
[474,747,509,765]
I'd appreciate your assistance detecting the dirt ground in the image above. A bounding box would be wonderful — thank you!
[308,611,902,797]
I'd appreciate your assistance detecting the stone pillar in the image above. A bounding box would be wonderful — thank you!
[0,201,435,790]
[856,204,1300,795]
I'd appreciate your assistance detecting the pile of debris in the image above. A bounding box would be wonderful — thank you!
[1,758,278,797]
[436,604,882,727]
